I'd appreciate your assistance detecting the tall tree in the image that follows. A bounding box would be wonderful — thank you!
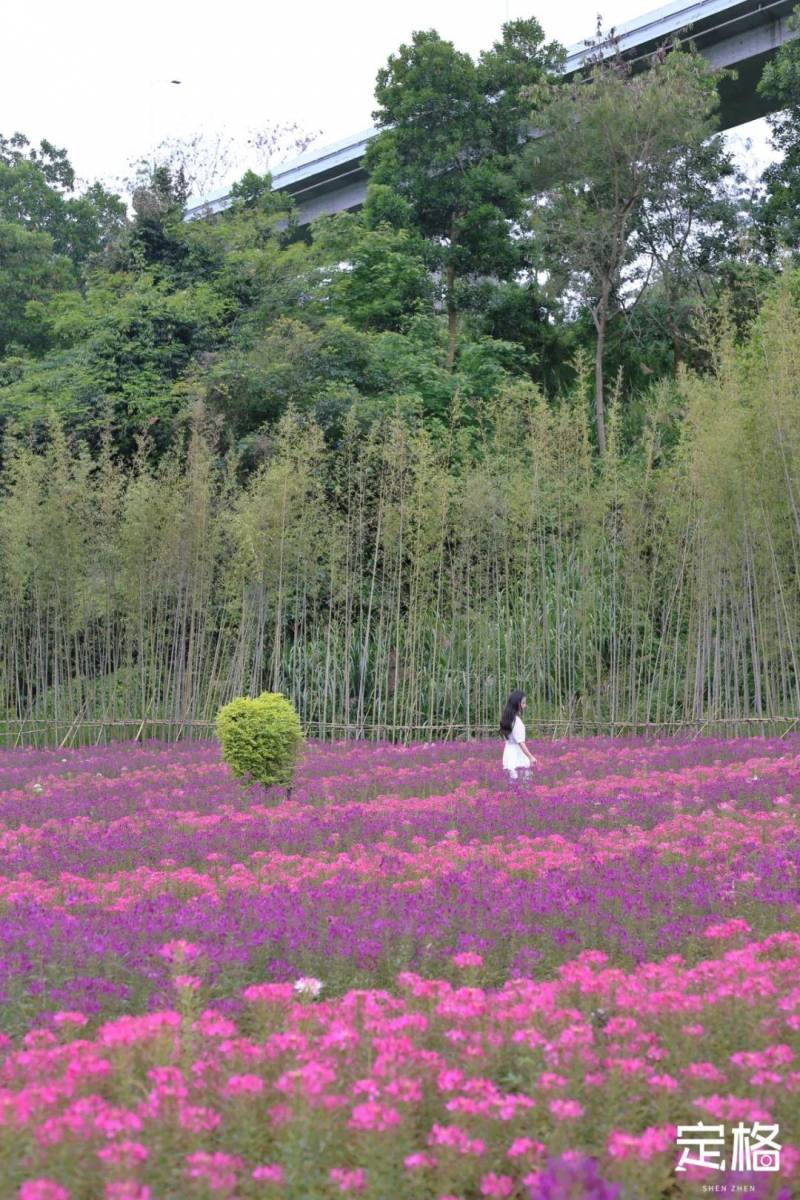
[0,132,126,266]
[756,5,800,253]
[126,164,190,271]
[632,138,746,374]
[0,221,74,355]
[518,31,723,453]
[366,20,562,370]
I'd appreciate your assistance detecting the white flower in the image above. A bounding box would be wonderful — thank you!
[293,976,324,1000]
[31,783,43,793]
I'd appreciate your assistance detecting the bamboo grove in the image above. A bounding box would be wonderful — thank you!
[2,279,800,746]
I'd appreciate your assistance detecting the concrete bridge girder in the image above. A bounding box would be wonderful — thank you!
[186,0,799,226]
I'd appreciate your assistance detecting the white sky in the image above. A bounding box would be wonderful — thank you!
[3,0,778,203]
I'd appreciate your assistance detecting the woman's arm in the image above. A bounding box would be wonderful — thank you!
[519,740,537,765]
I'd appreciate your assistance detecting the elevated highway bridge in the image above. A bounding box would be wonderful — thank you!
[187,0,798,226]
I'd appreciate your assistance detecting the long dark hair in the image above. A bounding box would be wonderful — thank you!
[500,689,525,738]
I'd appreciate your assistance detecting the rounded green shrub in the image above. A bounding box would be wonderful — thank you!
[216,691,304,793]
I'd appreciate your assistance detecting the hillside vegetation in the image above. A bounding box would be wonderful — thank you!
[2,15,800,739]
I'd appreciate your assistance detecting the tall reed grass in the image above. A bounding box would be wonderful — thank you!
[2,281,799,746]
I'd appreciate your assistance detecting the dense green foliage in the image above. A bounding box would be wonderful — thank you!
[216,691,304,791]
[366,19,562,369]
[757,6,800,251]
[1,15,799,740]
[0,133,126,268]
[3,273,800,742]
[518,37,730,453]
[2,19,792,467]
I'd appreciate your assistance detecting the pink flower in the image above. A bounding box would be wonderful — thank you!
[404,1152,437,1169]
[548,1098,584,1120]
[97,1141,149,1168]
[428,1124,485,1155]
[193,1011,237,1038]
[480,1173,514,1197]
[23,1029,57,1049]
[703,919,751,939]
[252,1165,285,1183]
[781,1145,800,1176]
[268,1103,292,1126]
[173,974,201,991]
[275,1061,337,1099]
[178,1104,221,1132]
[329,1167,365,1192]
[242,983,294,1004]
[158,939,201,962]
[611,1057,646,1075]
[223,1073,264,1096]
[146,1065,186,1096]
[452,951,483,968]
[693,1094,773,1123]
[19,1184,70,1200]
[537,1072,567,1090]
[348,1101,401,1131]
[52,1012,88,1027]
[383,1075,423,1103]
[681,1062,726,1083]
[730,1044,794,1069]
[104,1185,151,1200]
[608,1125,676,1160]
[507,1138,545,1158]
[185,1150,242,1192]
[648,1073,679,1091]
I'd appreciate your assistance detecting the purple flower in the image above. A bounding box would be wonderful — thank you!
[527,1153,621,1200]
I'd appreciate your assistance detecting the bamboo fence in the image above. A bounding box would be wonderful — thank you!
[2,713,799,750]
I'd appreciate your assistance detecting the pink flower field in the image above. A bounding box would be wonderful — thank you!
[0,735,798,1199]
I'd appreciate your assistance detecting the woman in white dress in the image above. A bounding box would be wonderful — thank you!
[500,689,537,784]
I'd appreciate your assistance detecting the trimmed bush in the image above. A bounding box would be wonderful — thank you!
[216,691,304,793]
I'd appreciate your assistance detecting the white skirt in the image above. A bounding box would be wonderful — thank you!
[503,740,529,772]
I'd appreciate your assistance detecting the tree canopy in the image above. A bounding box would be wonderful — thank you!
[0,15,793,465]
[757,5,800,253]
[366,20,563,369]
[517,32,728,453]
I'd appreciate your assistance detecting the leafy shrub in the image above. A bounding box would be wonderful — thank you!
[216,691,303,793]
